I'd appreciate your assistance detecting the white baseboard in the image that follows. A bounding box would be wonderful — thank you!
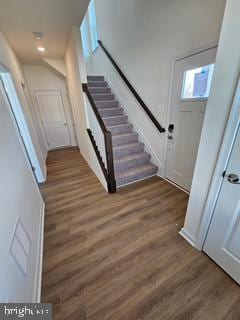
[43,164,47,182]
[33,201,45,302]
[179,228,197,248]
[162,177,190,194]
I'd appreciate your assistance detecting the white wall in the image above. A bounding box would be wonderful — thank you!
[23,65,77,155]
[43,59,67,78]
[0,84,44,302]
[0,32,46,181]
[65,27,108,190]
[182,0,240,245]
[82,0,226,174]
[94,0,226,119]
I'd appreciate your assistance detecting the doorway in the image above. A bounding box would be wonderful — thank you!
[204,121,240,284]
[165,46,217,191]
[0,72,44,182]
[34,90,72,149]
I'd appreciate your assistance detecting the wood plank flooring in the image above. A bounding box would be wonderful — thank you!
[40,147,240,320]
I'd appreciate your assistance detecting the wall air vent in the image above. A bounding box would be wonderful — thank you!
[9,218,31,276]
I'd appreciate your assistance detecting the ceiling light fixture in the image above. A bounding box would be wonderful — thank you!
[33,32,43,40]
[37,46,45,52]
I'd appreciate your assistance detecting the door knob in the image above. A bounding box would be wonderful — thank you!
[168,124,174,133]
[168,135,173,140]
[227,173,240,184]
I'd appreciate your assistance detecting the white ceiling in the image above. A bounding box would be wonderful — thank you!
[0,0,90,63]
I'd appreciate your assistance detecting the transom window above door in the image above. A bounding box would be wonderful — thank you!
[181,63,215,100]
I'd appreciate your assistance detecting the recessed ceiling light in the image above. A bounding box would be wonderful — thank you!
[37,46,45,52]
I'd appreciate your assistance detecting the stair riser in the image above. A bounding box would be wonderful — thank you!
[92,94,115,101]
[114,144,144,158]
[112,134,138,146]
[103,116,128,126]
[99,108,123,117]
[96,101,119,109]
[116,167,158,187]
[114,155,151,171]
[87,76,104,81]
[89,87,111,94]
[88,81,108,87]
[108,124,133,135]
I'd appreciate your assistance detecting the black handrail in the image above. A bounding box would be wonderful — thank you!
[97,40,165,133]
[82,83,116,193]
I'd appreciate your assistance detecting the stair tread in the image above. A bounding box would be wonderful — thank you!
[115,152,150,163]
[89,88,111,93]
[90,86,109,89]
[102,115,127,120]
[94,99,118,104]
[112,132,138,145]
[99,108,123,116]
[112,132,137,139]
[99,107,122,112]
[92,93,114,96]
[115,163,157,178]
[113,141,144,150]
[96,101,119,109]
[107,123,132,129]
[88,81,107,85]
[107,123,133,135]
[87,75,104,81]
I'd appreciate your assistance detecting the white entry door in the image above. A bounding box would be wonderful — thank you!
[204,123,240,284]
[35,90,71,149]
[166,47,217,191]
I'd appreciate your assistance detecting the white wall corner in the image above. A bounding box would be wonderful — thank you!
[42,59,67,79]
[33,201,45,302]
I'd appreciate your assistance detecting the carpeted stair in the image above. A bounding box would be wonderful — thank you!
[87,75,158,188]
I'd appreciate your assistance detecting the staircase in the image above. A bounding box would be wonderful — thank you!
[87,75,158,188]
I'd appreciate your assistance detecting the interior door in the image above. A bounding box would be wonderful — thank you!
[35,90,71,149]
[166,47,217,191]
[204,123,240,284]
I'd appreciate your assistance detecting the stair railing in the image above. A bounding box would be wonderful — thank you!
[82,83,116,193]
[97,40,165,134]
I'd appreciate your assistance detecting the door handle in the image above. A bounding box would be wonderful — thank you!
[167,135,173,140]
[227,173,240,184]
[168,124,174,133]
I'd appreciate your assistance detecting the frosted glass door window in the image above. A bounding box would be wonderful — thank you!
[181,63,215,99]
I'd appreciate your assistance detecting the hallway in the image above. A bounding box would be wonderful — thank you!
[40,148,240,320]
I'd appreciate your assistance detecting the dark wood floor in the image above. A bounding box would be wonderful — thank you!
[40,147,240,320]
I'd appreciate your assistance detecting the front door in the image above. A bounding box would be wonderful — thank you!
[166,47,217,191]
[204,123,240,284]
[35,90,71,149]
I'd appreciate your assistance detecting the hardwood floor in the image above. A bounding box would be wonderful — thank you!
[41,147,240,320]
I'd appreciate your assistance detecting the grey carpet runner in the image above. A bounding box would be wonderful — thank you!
[87,75,158,188]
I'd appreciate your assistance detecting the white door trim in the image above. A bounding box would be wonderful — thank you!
[0,72,45,182]
[195,75,240,250]
[33,89,76,150]
[163,41,218,179]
